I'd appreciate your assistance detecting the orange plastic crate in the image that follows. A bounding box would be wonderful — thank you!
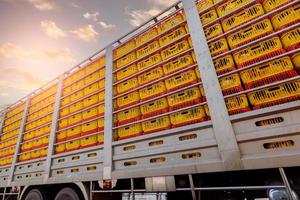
[55,144,65,154]
[170,106,207,128]
[280,27,300,51]
[292,53,300,71]
[80,135,97,148]
[140,98,169,119]
[196,0,214,12]
[66,125,81,140]
[208,37,229,56]
[56,131,67,142]
[219,73,244,95]
[142,116,171,134]
[65,139,80,152]
[116,107,141,126]
[200,9,218,26]
[137,67,164,86]
[81,121,98,136]
[139,81,167,101]
[270,4,300,30]
[262,0,292,12]
[115,91,140,110]
[116,123,143,140]
[225,94,251,115]
[204,22,224,40]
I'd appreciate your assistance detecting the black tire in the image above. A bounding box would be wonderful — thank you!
[55,187,80,200]
[25,189,50,200]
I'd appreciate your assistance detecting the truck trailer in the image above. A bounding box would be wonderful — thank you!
[0,0,300,199]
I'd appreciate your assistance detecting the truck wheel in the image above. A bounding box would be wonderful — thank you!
[55,187,80,200]
[25,189,50,200]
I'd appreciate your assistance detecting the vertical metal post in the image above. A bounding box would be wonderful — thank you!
[1,187,6,200]
[8,97,31,185]
[182,0,242,170]
[43,75,64,183]
[188,174,196,200]
[103,45,113,180]
[279,168,296,200]
[130,178,135,200]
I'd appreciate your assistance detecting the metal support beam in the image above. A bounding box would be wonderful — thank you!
[279,168,297,200]
[131,178,135,200]
[103,45,114,180]
[189,174,197,200]
[43,75,64,183]
[182,0,242,170]
[8,97,31,185]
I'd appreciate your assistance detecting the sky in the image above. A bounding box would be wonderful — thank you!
[0,0,178,106]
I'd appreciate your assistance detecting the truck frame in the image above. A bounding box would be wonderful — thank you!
[0,0,300,199]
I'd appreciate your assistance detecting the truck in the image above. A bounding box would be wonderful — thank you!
[0,0,299,199]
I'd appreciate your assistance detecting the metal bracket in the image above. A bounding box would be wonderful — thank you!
[103,45,114,180]
[43,75,64,183]
[7,97,31,185]
[182,0,242,170]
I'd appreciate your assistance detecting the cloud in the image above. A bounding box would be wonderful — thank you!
[83,12,99,22]
[0,93,8,97]
[0,68,47,91]
[41,20,66,39]
[0,43,75,63]
[71,2,79,8]
[70,24,98,42]
[98,21,116,30]
[27,0,55,11]
[126,7,161,27]
[147,0,178,7]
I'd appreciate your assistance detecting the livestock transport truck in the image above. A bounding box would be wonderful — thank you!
[0,0,300,199]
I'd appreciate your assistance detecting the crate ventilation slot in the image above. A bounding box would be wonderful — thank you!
[182,152,201,159]
[179,134,197,141]
[255,117,284,126]
[124,161,137,166]
[123,145,136,151]
[149,140,164,147]
[263,140,294,149]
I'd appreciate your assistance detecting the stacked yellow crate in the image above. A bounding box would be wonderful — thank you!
[112,11,208,141]
[197,0,300,114]
[54,56,106,154]
[0,103,25,166]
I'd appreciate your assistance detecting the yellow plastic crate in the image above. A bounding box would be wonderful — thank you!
[98,91,105,102]
[240,56,297,89]
[200,9,218,26]
[138,67,164,85]
[68,113,82,126]
[69,101,83,113]
[226,18,274,49]
[23,131,34,141]
[263,0,292,12]
[42,125,51,135]
[70,90,84,102]
[84,82,99,96]
[97,133,104,144]
[81,121,98,135]
[99,68,106,77]
[84,71,101,85]
[204,22,224,40]
[116,91,140,109]
[55,144,65,154]
[116,52,137,69]
[56,131,67,142]
[136,40,160,59]
[161,39,190,60]
[292,53,300,70]
[280,27,300,51]
[116,107,141,125]
[116,64,138,81]
[61,97,70,106]
[140,98,169,119]
[196,0,214,12]
[72,69,86,82]
[208,38,229,56]
[62,86,72,97]
[116,123,142,140]
[136,27,158,47]
[233,36,285,68]
[30,150,41,159]
[21,142,32,152]
[114,40,136,58]
[165,69,198,91]
[139,82,167,101]
[60,107,69,117]
[86,61,101,75]
[66,125,81,139]
[216,0,252,17]
[19,153,31,162]
[116,77,139,94]
[167,87,202,110]
[170,106,206,127]
[63,75,73,87]
[137,53,162,71]
[42,136,49,146]
[162,52,195,75]
[248,80,300,109]
[58,119,68,130]
[99,56,106,68]
[98,118,104,131]
[221,3,265,32]
[66,139,80,151]
[98,79,105,89]
[158,12,185,34]
[71,80,84,92]
[142,116,171,134]
[219,73,243,95]
[98,104,105,115]
[159,26,187,47]
[83,95,99,108]
[82,107,98,121]
[225,95,250,115]
[270,4,300,30]
[33,138,43,148]
[80,135,97,148]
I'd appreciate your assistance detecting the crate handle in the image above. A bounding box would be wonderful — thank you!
[258,64,269,70]
[150,120,157,123]
[178,92,185,96]
[268,86,280,91]
[149,103,154,106]
[147,87,153,90]
[181,111,189,115]
[175,75,182,80]
[170,46,177,51]
[124,111,129,114]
